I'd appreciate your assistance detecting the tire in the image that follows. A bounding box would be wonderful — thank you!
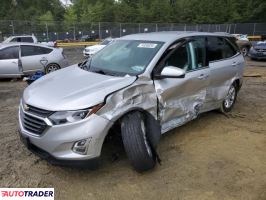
[220,83,238,113]
[121,111,156,172]
[241,46,248,57]
[45,63,60,74]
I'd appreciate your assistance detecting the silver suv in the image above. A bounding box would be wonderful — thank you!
[18,32,245,172]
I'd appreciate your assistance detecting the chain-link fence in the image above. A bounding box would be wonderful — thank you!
[0,20,266,42]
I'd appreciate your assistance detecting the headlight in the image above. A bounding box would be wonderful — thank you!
[49,104,103,125]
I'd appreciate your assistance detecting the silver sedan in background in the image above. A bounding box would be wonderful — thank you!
[0,43,68,78]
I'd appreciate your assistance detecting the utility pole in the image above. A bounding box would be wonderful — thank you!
[10,21,15,35]
[98,22,101,40]
[45,23,49,41]
[73,23,76,40]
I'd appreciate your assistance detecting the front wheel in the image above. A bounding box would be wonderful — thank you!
[45,63,60,74]
[121,111,156,172]
[220,83,237,113]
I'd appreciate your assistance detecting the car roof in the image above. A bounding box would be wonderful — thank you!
[120,31,233,43]
[10,35,33,37]
[0,42,53,49]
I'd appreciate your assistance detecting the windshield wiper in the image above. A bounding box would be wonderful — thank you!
[92,69,106,75]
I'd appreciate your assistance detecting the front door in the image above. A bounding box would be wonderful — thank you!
[0,46,21,77]
[154,38,210,133]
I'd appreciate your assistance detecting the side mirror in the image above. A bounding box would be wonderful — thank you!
[154,66,186,79]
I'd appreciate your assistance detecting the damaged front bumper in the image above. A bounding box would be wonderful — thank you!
[18,105,113,166]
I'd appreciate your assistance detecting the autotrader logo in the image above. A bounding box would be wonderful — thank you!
[0,188,54,199]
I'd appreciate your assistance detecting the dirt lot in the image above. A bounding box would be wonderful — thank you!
[0,48,266,200]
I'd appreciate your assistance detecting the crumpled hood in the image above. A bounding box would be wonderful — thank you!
[23,65,136,111]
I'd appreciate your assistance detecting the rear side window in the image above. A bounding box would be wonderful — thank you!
[207,37,224,62]
[0,46,19,60]
[208,37,238,62]
[223,39,237,59]
[21,37,34,43]
[21,45,52,57]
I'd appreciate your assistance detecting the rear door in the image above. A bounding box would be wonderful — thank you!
[20,45,52,73]
[154,37,210,132]
[0,46,21,77]
[205,36,241,106]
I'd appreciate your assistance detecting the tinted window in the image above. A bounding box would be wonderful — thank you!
[223,39,237,58]
[207,37,224,62]
[101,40,111,45]
[21,37,34,43]
[165,43,192,71]
[0,46,19,60]
[21,45,52,57]
[10,38,20,42]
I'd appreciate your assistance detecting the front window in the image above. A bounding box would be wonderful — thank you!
[86,40,164,76]
[0,46,19,60]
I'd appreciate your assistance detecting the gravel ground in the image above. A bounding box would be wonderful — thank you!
[0,48,266,200]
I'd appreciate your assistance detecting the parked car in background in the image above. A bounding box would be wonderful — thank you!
[232,34,252,56]
[0,43,68,78]
[40,41,56,47]
[80,34,99,42]
[19,32,244,172]
[248,41,266,60]
[83,38,115,57]
[2,35,38,44]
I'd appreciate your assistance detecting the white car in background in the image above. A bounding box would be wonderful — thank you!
[0,43,68,78]
[3,35,38,43]
[232,34,249,41]
[83,38,115,57]
[3,35,56,47]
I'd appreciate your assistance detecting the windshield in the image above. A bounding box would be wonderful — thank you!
[101,39,112,45]
[86,40,164,76]
[256,41,266,46]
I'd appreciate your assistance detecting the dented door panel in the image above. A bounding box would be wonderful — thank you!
[154,68,210,133]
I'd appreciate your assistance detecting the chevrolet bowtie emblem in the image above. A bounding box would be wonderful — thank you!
[23,103,29,111]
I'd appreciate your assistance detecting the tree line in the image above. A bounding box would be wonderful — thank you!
[0,0,266,24]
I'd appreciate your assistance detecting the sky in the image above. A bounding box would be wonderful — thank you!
[60,0,72,6]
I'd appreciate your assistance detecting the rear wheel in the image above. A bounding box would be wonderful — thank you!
[45,63,60,74]
[221,83,237,113]
[121,111,156,172]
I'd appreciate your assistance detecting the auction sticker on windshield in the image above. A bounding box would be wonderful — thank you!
[137,43,158,48]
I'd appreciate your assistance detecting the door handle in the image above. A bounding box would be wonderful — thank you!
[232,62,239,67]
[197,74,209,80]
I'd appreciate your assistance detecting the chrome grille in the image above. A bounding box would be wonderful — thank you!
[21,112,48,135]
[255,48,266,52]
[27,105,54,117]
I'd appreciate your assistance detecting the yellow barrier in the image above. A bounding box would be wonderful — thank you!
[247,35,262,41]
[56,41,100,47]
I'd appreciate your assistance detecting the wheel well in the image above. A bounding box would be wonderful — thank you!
[234,79,240,91]
[102,109,159,152]
[46,63,60,68]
